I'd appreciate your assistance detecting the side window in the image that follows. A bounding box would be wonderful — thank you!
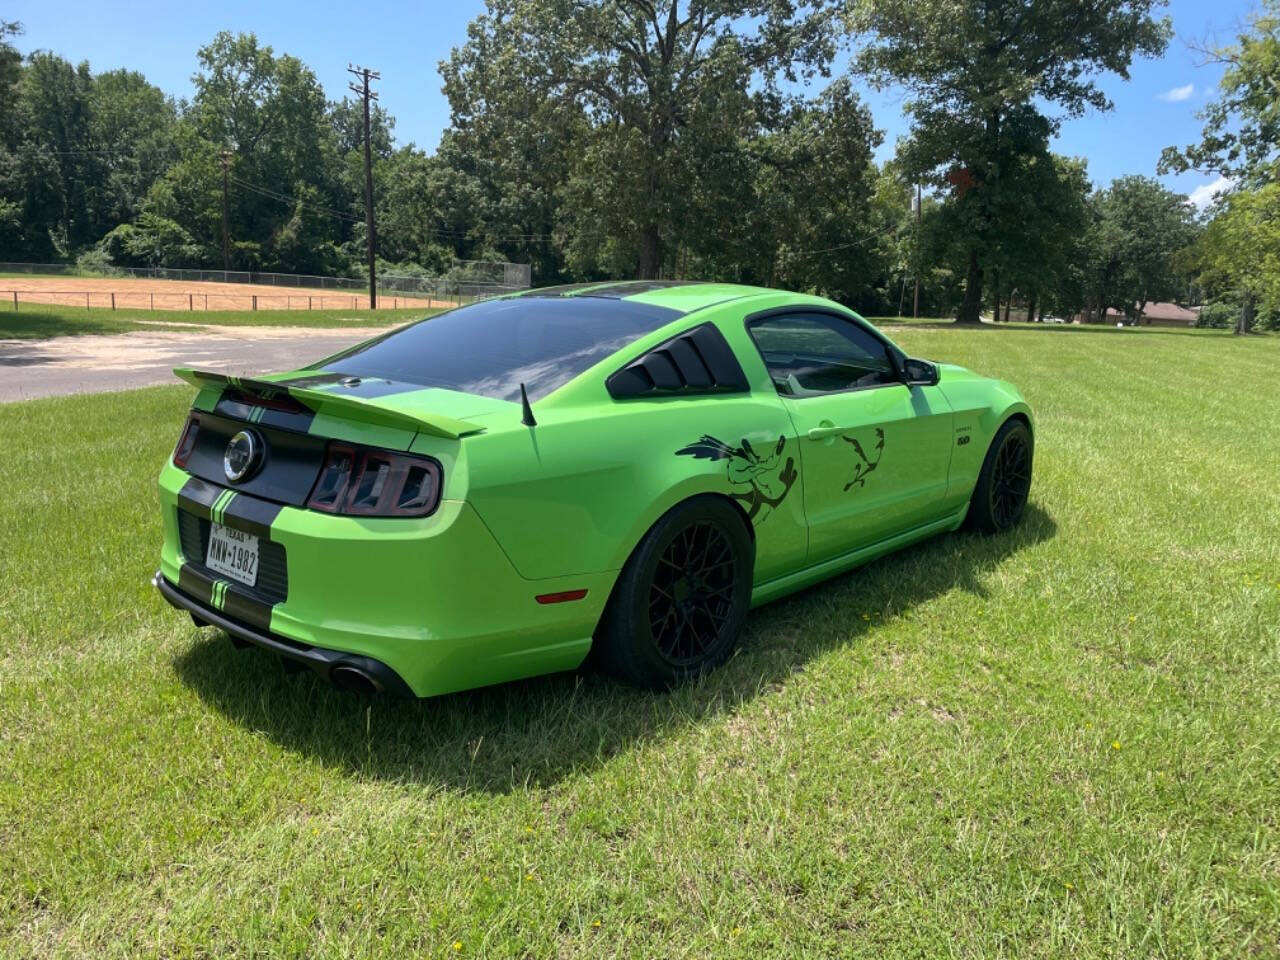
[748,313,897,396]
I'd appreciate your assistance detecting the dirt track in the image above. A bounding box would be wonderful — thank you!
[0,275,440,312]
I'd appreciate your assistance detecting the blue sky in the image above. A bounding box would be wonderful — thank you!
[9,0,1261,207]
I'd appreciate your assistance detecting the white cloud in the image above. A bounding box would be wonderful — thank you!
[1157,83,1195,102]
[1186,176,1235,210]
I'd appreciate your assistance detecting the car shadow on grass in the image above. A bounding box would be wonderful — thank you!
[173,503,1056,794]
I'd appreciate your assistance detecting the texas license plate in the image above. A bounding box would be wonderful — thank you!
[206,522,259,588]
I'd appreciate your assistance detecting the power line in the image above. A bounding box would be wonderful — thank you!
[228,175,363,222]
[784,227,894,258]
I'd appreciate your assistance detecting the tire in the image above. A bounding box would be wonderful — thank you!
[966,417,1033,534]
[595,496,754,688]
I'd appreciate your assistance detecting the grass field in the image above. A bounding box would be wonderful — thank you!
[0,306,436,340]
[1,326,1276,957]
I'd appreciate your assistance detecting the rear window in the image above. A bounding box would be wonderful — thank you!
[315,297,681,402]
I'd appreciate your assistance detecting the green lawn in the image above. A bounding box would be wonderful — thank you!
[1,327,1276,957]
[0,306,435,340]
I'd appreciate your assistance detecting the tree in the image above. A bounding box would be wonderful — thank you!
[0,19,20,142]
[1191,184,1280,332]
[86,70,177,233]
[0,19,19,254]
[853,0,1170,322]
[443,0,837,279]
[751,79,885,305]
[146,32,345,272]
[1159,0,1279,186]
[1160,1,1279,333]
[993,154,1092,322]
[1082,175,1199,324]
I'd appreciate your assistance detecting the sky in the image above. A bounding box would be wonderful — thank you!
[8,0,1263,209]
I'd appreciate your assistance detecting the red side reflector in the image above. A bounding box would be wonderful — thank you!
[535,589,588,605]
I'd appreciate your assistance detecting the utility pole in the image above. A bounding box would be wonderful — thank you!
[348,64,380,309]
[219,149,232,273]
[912,183,921,319]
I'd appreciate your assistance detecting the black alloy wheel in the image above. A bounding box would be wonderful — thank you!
[967,418,1034,534]
[596,496,753,687]
[648,520,737,667]
[989,429,1032,529]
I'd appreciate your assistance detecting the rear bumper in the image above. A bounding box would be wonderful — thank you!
[153,570,413,695]
[156,461,615,697]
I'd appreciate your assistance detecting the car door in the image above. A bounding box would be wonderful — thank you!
[745,310,954,564]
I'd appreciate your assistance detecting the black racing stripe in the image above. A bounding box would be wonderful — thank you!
[213,394,260,422]
[213,391,318,435]
[574,279,700,298]
[176,563,278,633]
[221,585,276,633]
[257,407,317,433]
[222,495,284,540]
[270,372,348,389]
[278,374,422,400]
[177,564,216,606]
[177,476,224,520]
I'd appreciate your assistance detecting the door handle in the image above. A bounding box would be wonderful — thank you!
[807,425,845,440]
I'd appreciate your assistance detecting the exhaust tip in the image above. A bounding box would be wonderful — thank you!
[330,664,381,695]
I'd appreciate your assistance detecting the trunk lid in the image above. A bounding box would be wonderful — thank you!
[174,367,494,440]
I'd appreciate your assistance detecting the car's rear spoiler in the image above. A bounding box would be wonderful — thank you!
[172,368,485,439]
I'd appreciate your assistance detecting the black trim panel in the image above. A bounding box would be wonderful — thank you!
[607,322,751,399]
[153,572,413,697]
[184,412,328,507]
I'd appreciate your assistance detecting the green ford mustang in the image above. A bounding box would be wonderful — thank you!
[154,281,1033,697]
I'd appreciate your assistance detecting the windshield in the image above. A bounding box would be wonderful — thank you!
[316,296,682,402]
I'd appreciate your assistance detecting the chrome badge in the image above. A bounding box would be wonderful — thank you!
[223,430,262,483]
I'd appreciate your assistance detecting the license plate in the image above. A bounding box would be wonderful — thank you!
[206,522,259,588]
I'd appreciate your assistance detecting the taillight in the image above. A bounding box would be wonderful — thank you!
[306,442,442,517]
[172,415,199,469]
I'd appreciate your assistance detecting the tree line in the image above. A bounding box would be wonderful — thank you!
[0,2,1275,329]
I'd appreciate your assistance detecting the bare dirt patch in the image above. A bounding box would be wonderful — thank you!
[0,275,442,312]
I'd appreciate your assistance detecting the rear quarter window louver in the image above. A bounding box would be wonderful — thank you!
[606,323,750,399]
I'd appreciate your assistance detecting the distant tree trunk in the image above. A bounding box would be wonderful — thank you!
[637,225,662,279]
[957,248,983,323]
[1024,293,1037,324]
[1238,291,1255,335]
[1003,294,1012,323]
[991,267,1000,322]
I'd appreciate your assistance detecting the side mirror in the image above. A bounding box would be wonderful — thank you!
[902,357,940,387]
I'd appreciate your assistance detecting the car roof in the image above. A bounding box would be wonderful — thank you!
[514,279,773,315]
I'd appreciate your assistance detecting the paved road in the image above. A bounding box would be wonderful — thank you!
[0,325,389,403]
